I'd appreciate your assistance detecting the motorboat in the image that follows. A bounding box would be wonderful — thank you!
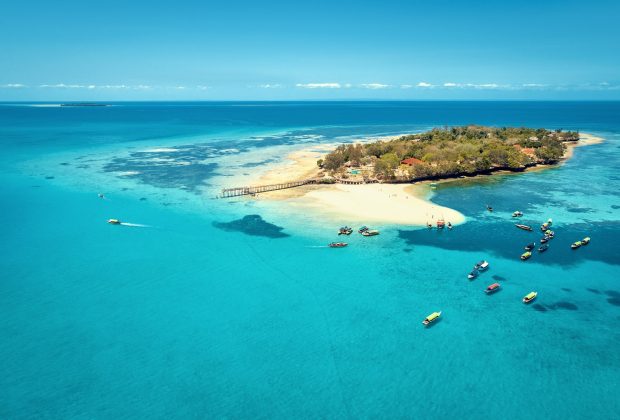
[358,226,369,233]
[516,224,533,231]
[422,311,441,326]
[525,242,536,251]
[361,229,380,236]
[484,283,501,294]
[338,226,353,235]
[540,236,549,244]
[523,291,538,303]
[329,242,348,248]
[107,219,121,225]
[437,219,445,229]
[571,241,582,249]
[512,211,523,217]
[538,244,549,252]
[581,237,591,245]
[468,270,479,280]
[474,260,489,271]
[520,251,532,260]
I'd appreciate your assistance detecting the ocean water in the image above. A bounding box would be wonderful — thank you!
[0,101,619,419]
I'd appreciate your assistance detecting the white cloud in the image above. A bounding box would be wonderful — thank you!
[417,82,433,87]
[443,82,459,87]
[522,83,547,88]
[1,83,27,88]
[400,84,413,89]
[360,83,390,89]
[296,83,341,89]
[258,83,283,89]
[175,86,186,90]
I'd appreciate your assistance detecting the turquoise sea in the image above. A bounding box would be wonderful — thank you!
[1,101,619,419]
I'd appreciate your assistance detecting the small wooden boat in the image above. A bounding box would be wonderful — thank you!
[540,224,549,232]
[329,242,348,248]
[361,229,380,237]
[512,211,523,217]
[538,244,549,252]
[426,222,433,229]
[540,236,549,244]
[486,205,493,212]
[358,226,369,233]
[545,230,554,237]
[516,224,533,231]
[107,219,121,225]
[521,251,532,260]
[581,237,591,245]
[523,291,537,303]
[422,311,441,326]
[484,283,501,294]
[468,270,479,280]
[437,219,445,229]
[338,226,353,235]
[525,242,535,251]
[571,241,582,249]
[447,222,453,230]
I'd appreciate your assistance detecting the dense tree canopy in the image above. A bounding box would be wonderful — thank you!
[322,126,577,181]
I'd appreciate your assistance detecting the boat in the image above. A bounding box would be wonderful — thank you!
[581,237,591,245]
[422,311,441,326]
[520,251,532,260]
[437,219,445,229]
[523,291,538,303]
[474,260,489,271]
[538,244,549,252]
[540,236,549,244]
[545,230,554,237]
[487,205,493,212]
[512,211,523,217]
[358,226,369,233]
[540,223,549,231]
[524,242,535,251]
[484,283,501,294]
[329,242,348,248]
[468,270,479,280]
[426,222,433,229]
[338,226,353,235]
[516,224,533,231]
[571,241,582,249]
[546,218,553,226]
[107,219,121,224]
[447,222,453,230]
[361,229,380,237]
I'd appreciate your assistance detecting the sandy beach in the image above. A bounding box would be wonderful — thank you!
[244,132,603,226]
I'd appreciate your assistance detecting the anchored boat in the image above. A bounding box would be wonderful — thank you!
[521,251,532,260]
[422,311,441,326]
[523,291,538,303]
[538,244,549,252]
[525,242,536,251]
[474,260,489,271]
[338,226,353,235]
[581,237,591,245]
[437,219,445,229]
[484,283,501,294]
[361,229,380,237]
[571,240,582,249]
[512,210,523,217]
[516,224,533,231]
[468,270,479,280]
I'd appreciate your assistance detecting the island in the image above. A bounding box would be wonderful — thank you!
[317,126,580,183]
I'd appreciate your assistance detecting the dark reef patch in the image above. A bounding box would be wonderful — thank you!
[566,207,593,213]
[586,288,601,294]
[611,205,620,210]
[60,162,70,166]
[398,220,620,267]
[403,248,413,253]
[551,301,579,311]
[239,158,277,168]
[45,176,54,179]
[561,288,572,292]
[213,215,289,238]
[492,275,506,281]
[532,304,548,312]
[604,290,620,306]
[139,197,147,201]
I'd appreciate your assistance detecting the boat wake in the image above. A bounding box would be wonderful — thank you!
[305,245,328,248]
[119,222,150,228]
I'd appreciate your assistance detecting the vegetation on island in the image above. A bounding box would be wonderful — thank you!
[318,126,579,182]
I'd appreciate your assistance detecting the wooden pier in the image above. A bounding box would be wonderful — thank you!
[219,179,316,198]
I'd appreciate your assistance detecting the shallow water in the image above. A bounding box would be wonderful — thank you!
[0,101,619,419]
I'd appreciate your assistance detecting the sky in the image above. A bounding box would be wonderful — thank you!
[1,0,619,100]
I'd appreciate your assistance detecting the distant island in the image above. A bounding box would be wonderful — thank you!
[60,103,110,107]
[317,126,580,183]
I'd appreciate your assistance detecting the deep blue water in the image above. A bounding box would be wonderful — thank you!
[0,102,619,419]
